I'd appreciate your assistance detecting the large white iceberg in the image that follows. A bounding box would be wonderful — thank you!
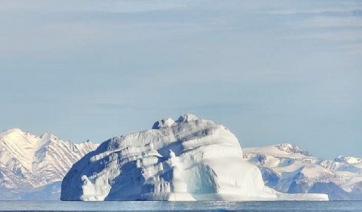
[61,114,328,201]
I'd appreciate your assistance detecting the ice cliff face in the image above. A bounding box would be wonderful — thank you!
[61,114,327,201]
[0,128,98,200]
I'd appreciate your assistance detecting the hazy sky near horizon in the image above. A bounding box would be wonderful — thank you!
[0,0,361,159]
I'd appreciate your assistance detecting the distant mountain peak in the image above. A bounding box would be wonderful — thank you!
[39,131,58,141]
[334,156,362,164]
[276,143,312,156]
[0,128,99,200]
[4,127,23,132]
[244,143,362,200]
[1,127,27,136]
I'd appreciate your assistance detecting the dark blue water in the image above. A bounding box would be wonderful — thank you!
[0,201,361,211]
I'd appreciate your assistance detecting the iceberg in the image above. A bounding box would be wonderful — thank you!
[61,114,328,201]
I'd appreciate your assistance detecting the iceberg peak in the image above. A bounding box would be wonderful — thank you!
[176,114,199,123]
[152,118,175,129]
[152,114,200,129]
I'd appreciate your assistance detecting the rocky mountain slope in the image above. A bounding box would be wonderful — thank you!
[243,144,362,200]
[0,128,98,200]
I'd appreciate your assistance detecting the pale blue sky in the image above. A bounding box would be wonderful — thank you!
[0,0,361,159]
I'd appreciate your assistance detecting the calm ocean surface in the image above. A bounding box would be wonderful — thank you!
[0,201,361,212]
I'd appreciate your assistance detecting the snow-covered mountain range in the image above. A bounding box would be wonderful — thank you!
[1,116,361,200]
[0,128,98,200]
[244,144,362,200]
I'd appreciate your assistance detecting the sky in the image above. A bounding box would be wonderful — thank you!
[0,0,361,159]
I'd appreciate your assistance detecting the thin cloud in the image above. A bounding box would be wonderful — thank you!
[266,8,362,16]
[296,16,362,28]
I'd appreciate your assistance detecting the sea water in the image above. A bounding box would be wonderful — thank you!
[0,201,361,212]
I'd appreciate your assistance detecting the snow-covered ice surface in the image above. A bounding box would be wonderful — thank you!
[0,128,98,200]
[244,144,362,200]
[61,114,328,201]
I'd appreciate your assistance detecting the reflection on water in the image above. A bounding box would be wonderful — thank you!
[0,201,361,211]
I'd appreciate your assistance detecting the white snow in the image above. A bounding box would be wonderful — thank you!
[244,144,362,199]
[61,114,328,201]
[335,156,362,165]
[0,128,98,200]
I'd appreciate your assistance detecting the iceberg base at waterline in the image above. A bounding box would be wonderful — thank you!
[61,114,328,201]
